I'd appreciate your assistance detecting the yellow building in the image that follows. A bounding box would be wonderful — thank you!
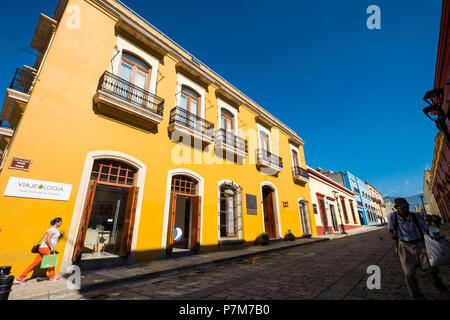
[0,0,316,276]
[366,183,385,222]
[423,170,442,218]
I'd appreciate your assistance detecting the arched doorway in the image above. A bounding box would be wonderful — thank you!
[72,159,139,262]
[166,175,201,254]
[262,185,278,238]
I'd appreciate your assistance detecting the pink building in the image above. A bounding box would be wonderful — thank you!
[308,167,362,235]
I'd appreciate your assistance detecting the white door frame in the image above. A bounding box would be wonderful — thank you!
[161,169,204,256]
[61,151,146,268]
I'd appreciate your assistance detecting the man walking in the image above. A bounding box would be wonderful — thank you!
[388,198,448,300]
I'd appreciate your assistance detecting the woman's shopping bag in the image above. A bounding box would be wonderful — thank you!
[40,252,59,269]
[424,234,450,267]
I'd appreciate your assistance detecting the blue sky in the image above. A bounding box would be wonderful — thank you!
[0,0,442,197]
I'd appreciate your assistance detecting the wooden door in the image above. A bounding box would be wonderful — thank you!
[318,197,329,233]
[119,186,139,257]
[165,193,177,254]
[72,180,97,262]
[190,196,201,251]
[263,191,276,238]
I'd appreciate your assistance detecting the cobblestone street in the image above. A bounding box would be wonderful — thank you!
[70,225,450,300]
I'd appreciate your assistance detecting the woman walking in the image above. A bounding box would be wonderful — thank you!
[15,218,65,284]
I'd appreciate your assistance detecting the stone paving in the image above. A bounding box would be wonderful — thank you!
[79,224,449,300]
[9,223,450,300]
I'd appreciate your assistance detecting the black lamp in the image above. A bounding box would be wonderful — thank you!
[422,88,450,143]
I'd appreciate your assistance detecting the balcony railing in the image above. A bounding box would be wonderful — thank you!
[169,107,214,136]
[256,148,283,169]
[9,68,36,95]
[293,166,309,180]
[215,129,248,154]
[97,71,164,116]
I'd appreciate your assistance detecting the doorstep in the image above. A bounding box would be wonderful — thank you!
[9,236,329,300]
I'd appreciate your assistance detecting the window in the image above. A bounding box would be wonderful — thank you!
[220,109,234,132]
[291,150,300,168]
[119,52,151,90]
[259,131,270,151]
[180,86,200,117]
[90,160,136,186]
[219,185,239,237]
[117,52,152,106]
[171,175,197,195]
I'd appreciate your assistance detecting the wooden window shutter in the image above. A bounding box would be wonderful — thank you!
[72,181,97,262]
[190,196,201,251]
[165,193,177,254]
[119,186,139,257]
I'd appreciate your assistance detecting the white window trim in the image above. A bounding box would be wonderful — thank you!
[161,169,204,255]
[111,36,160,95]
[175,74,206,119]
[217,180,243,241]
[61,151,146,268]
[217,99,238,136]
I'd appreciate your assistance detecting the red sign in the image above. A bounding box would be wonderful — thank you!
[9,158,32,171]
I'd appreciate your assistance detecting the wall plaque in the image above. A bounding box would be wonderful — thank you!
[246,194,257,215]
[9,157,32,171]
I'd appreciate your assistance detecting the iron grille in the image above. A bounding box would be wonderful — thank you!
[10,68,36,94]
[219,185,243,237]
[293,166,309,180]
[97,71,164,116]
[169,107,214,136]
[257,148,283,169]
[215,129,248,154]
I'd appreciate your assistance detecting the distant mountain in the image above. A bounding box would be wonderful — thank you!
[386,193,425,209]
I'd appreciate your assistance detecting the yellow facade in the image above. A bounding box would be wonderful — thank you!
[366,183,385,220]
[0,0,316,277]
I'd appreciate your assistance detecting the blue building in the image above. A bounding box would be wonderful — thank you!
[321,170,377,225]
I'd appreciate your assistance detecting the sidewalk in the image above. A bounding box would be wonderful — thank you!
[8,225,385,300]
[315,223,388,240]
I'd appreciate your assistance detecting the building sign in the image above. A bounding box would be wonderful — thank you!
[4,177,72,201]
[9,157,32,171]
[246,194,257,215]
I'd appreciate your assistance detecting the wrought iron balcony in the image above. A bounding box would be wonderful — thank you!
[9,68,36,95]
[214,128,248,158]
[256,148,283,173]
[293,166,309,183]
[94,71,165,128]
[97,71,164,116]
[1,67,36,128]
[168,107,214,144]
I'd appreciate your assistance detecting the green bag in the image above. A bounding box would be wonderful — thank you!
[40,252,59,269]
